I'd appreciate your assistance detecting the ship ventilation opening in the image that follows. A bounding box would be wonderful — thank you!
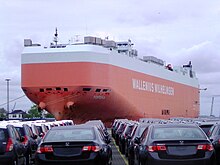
[64,88,68,91]
[95,89,101,92]
[83,88,91,91]
[39,89,44,92]
[103,89,110,92]
[56,87,61,91]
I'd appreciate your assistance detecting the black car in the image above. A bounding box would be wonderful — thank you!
[124,123,138,157]
[134,124,215,165]
[197,121,217,135]
[13,123,38,165]
[0,124,26,165]
[119,122,136,154]
[35,124,112,165]
[84,120,111,146]
[208,123,220,164]
[111,119,127,139]
[128,123,150,165]
[115,121,127,145]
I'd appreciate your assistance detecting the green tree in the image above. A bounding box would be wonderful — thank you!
[45,112,54,118]
[0,108,7,118]
[25,105,42,118]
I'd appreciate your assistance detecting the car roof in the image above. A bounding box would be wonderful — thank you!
[150,123,198,128]
[50,124,95,130]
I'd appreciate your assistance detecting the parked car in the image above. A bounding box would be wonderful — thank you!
[0,124,26,165]
[84,120,111,143]
[115,121,127,145]
[26,123,43,144]
[125,122,138,157]
[119,122,136,154]
[133,124,215,165]
[13,123,38,165]
[128,123,150,165]
[197,121,218,135]
[111,119,127,139]
[35,124,112,165]
[208,123,220,164]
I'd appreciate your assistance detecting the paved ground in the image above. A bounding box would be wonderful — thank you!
[111,139,128,165]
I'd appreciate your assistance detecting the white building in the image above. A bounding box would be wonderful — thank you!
[8,110,26,119]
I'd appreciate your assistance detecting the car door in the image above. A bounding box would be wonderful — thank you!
[0,128,7,155]
[134,127,149,165]
[9,126,25,159]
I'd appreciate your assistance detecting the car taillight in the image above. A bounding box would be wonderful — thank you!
[6,138,13,152]
[37,145,53,153]
[197,144,214,151]
[147,145,166,152]
[82,145,101,152]
[218,139,220,144]
[23,135,29,146]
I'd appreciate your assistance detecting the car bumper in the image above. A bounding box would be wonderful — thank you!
[147,159,213,165]
[35,153,105,165]
[0,151,16,164]
[146,152,214,165]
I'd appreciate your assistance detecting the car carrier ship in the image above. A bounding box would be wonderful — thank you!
[21,30,199,124]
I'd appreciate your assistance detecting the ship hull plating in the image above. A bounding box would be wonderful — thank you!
[22,62,199,124]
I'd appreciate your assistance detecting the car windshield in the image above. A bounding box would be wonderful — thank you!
[152,127,206,140]
[44,128,95,142]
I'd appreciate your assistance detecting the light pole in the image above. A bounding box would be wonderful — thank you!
[210,95,220,116]
[5,78,10,118]
[198,88,207,117]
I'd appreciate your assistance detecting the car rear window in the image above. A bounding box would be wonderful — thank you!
[44,128,95,142]
[152,127,206,139]
[0,129,7,141]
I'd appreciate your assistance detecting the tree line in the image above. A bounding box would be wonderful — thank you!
[0,105,54,119]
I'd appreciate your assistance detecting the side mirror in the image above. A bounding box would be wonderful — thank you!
[127,134,132,139]
[33,134,38,140]
[39,132,44,138]
[106,138,111,144]
[134,137,140,144]
[20,136,25,142]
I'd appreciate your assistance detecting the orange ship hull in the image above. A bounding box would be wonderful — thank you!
[21,61,199,124]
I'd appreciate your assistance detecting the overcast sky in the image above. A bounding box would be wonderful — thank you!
[0,0,220,116]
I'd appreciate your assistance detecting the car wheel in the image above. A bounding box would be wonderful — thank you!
[108,156,112,165]
[128,157,134,165]
[12,160,17,165]
[26,153,32,165]
[22,157,26,165]
[139,159,146,165]
[125,146,128,157]
[121,146,125,154]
